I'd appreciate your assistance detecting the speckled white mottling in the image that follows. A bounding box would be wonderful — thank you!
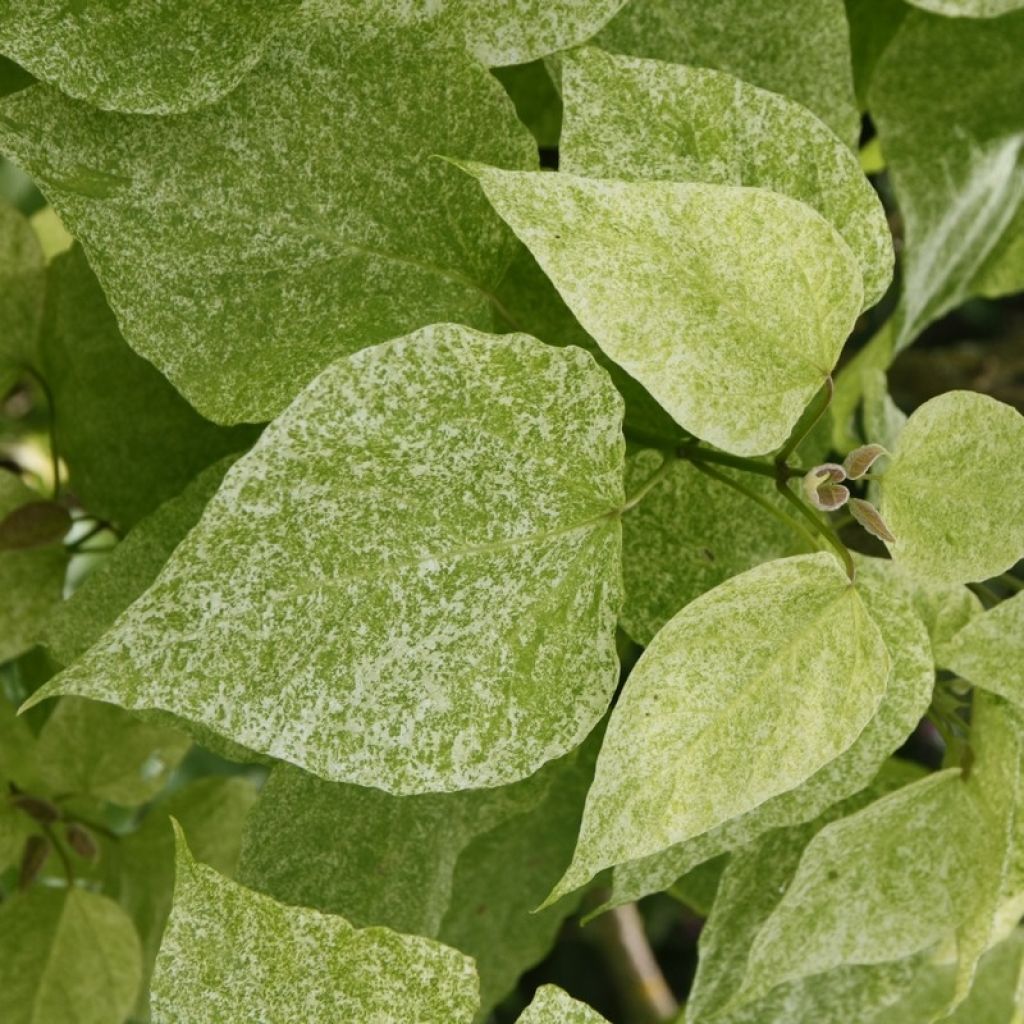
[152,825,480,1023]
[464,165,863,456]
[0,1,297,114]
[518,985,610,1022]
[0,17,536,423]
[945,592,1024,708]
[603,556,934,910]
[880,391,1024,585]
[29,326,625,795]
[561,48,892,308]
[871,11,1024,351]
[595,0,860,148]
[548,553,891,902]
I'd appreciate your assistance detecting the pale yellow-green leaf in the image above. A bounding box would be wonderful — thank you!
[548,552,890,903]
[594,0,860,147]
[151,825,480,1023]
[0,19,535,423]
[519,985,610,1023]
[28,326,625,794]
[603,555,933,910]
[463,164,863,455]
[0,887,142,1024]
[879,391,1024,585]
[560,47,891,307]
[28,205,71,262]
[944,592,1024,706]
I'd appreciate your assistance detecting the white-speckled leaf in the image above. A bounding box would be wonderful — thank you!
[28,326,624,794]
[548,552,890,902]
[0,470,67,664]
[463,165,863,456]
[152,826,480,1023]
[594,0,859,148]
[560,47,891,307]
[41,246,256,528]
[32,697,190,806]
[311,0,626,66]
[0,1,297,114]
[43,458,234,668]
[738,770,981,1006]
[519,985,610,1023]
[603,555,934,910]
[870,10,1024,351]
[620,450,806,645]
[238,733,597,1016]
[0,18,535,423]
[0,198,44,392]
[945,592,1024,707]
[879,391,1024,585]
[905,0,1024,18]
[0,887,142,1024]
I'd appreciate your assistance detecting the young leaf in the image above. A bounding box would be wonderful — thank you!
[151,825,480,1023]
[238,732,597,1015]
[594,0,860,147]
[620,451,804,645]
[519,985,611,1023]
[0,19,535,423]
[40,247,256,528]
[463,165,863,455]
[32,697,191,806]
[560,47,892,306]
[738,770,982,1006]
[848,497,895,544]
[944,592,1024,708]
[843,443,889,480]
[870,10,1024,351]
[0,1,298,114]
[548,552,890,903]
[0,470,67,664]
[28,326,625,795]
[0,887,142,1024]
[42,458,235,668]
[603,555,934,911]
[879,391,1024,585]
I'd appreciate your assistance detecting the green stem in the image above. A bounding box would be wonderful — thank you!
[39,821,74,885]
[689,460,820,553]
[678,443,780,479]
[775,376,833,466]
[24,366,60,499]
[997,573,1024,594]
[619,453,676,514]
[775,477,855,580]
[968,582,1000,609]
[66,521,106,552]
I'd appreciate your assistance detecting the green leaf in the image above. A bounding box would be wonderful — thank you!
[944,592,1024,706]
[560,47,892,307]
[152,824,480,1022]
[40,246,256,528]
[0,197,44,391]
[238,732,597,1015]
[32,697,190,806]
[0,470,67,665]
[463,164,863,456]
[519,985,611,1023]
[620,451,805,645]
[29,325,625,794]
[0,886,142,1024]
[604,555,934,910]
[548,552,890,903]
[43,458,235,668]
[879,391,1024,585]
[870,9,1024,351]
[115,777,261,1020]
[0,0,298,114]
[945,930,1024,1024]
[594,0,860,147]
[905,0,1024,17]
[493,61,563,149]
[0,19,536,424]
[845,0,909,110]
[738,770,981,1006]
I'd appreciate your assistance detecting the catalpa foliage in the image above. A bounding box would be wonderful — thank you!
[0,2,1023,1022]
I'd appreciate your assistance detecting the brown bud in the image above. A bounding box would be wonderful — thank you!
[802,464,850,512]
[65,822,99,861]
[849,498,896,544]
[10,793,60,824]
[18,834,51,889]
[842,444,889,481]
[0,501,72,551]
